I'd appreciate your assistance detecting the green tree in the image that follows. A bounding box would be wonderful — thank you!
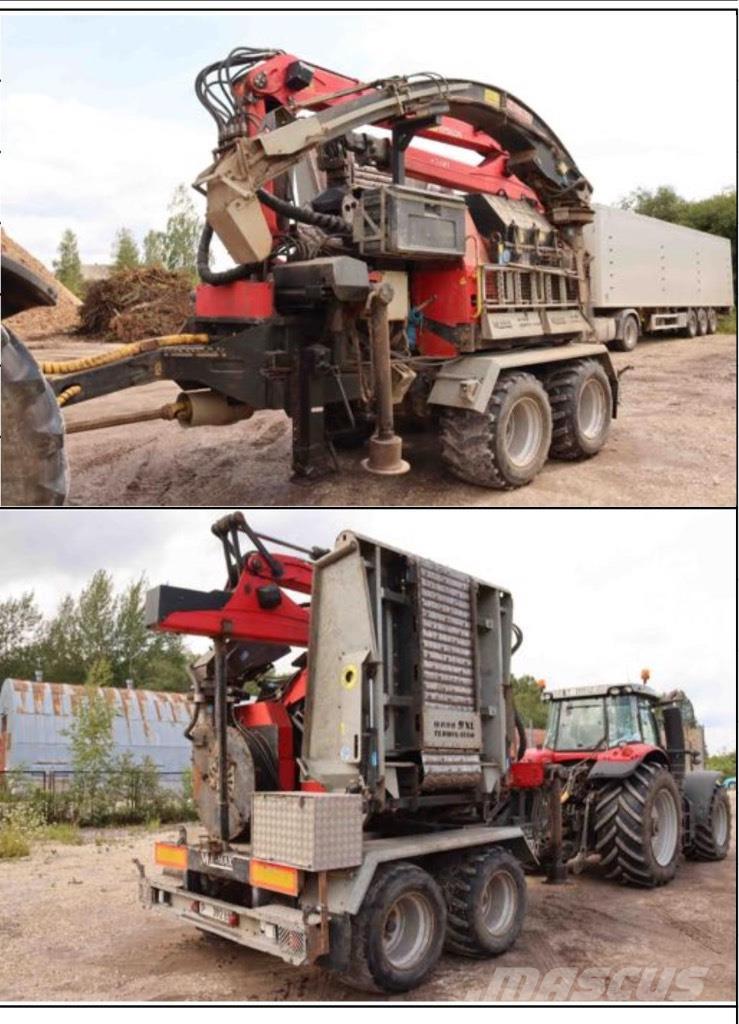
[511,674,548,730]
[706,750,736,777]
[619,185,688,223]
[111,227,140,270]
[37,594,81,684]
[0,592,43,680]
[75,570,117,669]
[52,229,84,297]
[66,658,116,824]
[142,229,167,267]
[162,185,203,278]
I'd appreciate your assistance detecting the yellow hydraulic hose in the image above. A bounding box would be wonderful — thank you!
[57,385,83,407]
[41,333,211,376]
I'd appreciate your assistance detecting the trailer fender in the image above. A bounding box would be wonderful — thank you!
[428,344,618,415]
[682,770,724,831]
[1,255,58,318]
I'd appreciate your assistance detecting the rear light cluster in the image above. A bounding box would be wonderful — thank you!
[189,900,240,927]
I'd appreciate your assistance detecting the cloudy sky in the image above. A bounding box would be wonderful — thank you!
[0,508,735,753]
[2,8,736,266]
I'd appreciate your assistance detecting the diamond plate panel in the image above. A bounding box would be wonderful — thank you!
[251,792,363,871]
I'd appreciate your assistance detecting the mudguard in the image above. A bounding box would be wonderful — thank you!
[587,752,669,780]
[682,770,723,829]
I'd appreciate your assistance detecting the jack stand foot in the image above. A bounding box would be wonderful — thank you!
[544,860,569,885]
[361,434,410,476]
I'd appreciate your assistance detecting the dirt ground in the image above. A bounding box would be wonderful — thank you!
[0,797,735,1003]
[27,331,736,508]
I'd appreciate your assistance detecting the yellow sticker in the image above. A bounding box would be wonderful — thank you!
[484,88,501,108]
[341,664,358,690]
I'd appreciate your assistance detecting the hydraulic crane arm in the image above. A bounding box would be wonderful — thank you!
[194,59,593,265]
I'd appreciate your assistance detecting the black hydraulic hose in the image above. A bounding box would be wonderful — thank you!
[197,223,253,284]
[514,706,528,761]
[183,700,201,742]
[511,623,524,654]
[256,188,352,236]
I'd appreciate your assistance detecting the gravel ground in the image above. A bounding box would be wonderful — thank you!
[0,797,735,1003]
[28,332,736,508]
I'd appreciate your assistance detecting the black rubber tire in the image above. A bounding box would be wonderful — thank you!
[684,309,698,338]
[545,359,612,460]
[706,308,718,334]
[611,314,639,352]
[438,846,527,958]
[593,761,682,887]
[685,786,731,861]
[1,325,68,506]
[339,862,446,993]
[439,371,552,489]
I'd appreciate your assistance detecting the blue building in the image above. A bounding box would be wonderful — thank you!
[0,678,192,777]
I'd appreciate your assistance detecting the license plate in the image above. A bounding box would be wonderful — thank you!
[198,902,237,926]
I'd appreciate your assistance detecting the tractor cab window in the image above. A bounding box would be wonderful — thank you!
[606,695,640,745]
[547,699,607,751]
[638,699,660,746]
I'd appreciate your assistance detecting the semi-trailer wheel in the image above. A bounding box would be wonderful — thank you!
[438,846,526,958]
[685,785,731,861]
[697,308,708,335]
[439,371,552,489]
[1,325,68,506]
[544,359,612,460]
[684,309,698,338]
[593,761,682,887]
[612,314,639,352]
[707,308,718,334]
[340,862,446,993]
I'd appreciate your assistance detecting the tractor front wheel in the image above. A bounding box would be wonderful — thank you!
[685,786,731,861]
[593,762,682,887]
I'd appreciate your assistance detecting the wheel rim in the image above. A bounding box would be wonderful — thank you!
[623,319,638,348]
[577,378,608,440]
[712,798,729,847]
[504,397,544,469]
[651,789,679,865]
[480,870,517,937]
[382,892,435,969]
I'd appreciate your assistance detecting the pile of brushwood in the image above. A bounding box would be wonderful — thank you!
[79,267,194,341]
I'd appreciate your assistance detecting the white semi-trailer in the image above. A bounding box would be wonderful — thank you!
[586,204,734,351]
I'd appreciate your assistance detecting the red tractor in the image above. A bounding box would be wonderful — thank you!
[513,684,731,886]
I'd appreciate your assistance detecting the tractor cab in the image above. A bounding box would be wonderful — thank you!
[532,684,663,762]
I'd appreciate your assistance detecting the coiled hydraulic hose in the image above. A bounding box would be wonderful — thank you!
[41,333,211,376]
[197,224,253,285]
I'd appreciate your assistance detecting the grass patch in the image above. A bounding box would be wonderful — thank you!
[718,310,736,334]
[0,827,31,859]
[39,822,83,845]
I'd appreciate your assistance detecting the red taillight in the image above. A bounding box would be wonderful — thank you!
[227,912,240,927]
[190,900,200,913]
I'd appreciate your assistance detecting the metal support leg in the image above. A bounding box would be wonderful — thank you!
[362,284,410,476]
[291,344,335,479]
[545,771,568,884]
[213,639,229,843]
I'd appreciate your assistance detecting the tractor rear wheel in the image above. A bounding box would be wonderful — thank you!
[1,325,68,506]
[545,359,612,460]
[340,862,446,993]
[684,309,698,338]
[593,762,682,887]
[685,786,731,861]
[611,314,639,352]
[439,371,552,489]
[697,308,708,336]
[438,846,526,958]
